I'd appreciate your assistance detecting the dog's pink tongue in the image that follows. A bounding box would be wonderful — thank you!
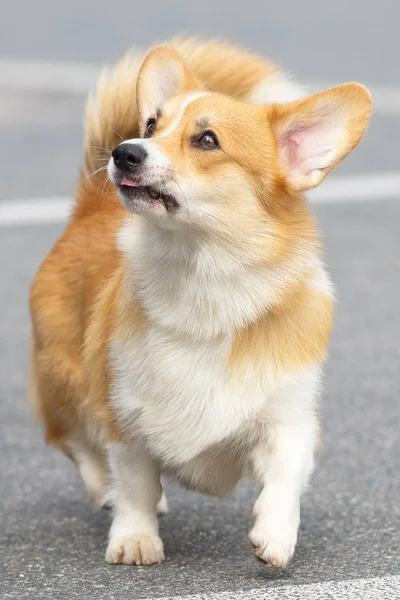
[121,179,138,187]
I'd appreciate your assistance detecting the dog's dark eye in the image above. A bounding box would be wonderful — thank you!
[144,118,156,138]
[196,131,219,150]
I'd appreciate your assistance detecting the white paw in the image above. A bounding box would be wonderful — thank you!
[249,524,297,568]
[106,534,165,566]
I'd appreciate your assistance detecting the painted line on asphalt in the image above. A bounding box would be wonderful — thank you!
[0,172,398,227]
[0,197,72,226]
[309,171,400,203]
[149,575,400,600]
[0,56,399,116]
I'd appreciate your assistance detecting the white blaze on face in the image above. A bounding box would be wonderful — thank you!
[108,92,213,186]
[152,91,211,138]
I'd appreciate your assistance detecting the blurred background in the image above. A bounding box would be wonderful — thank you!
[1,0,399,200]
[1,2,399,599]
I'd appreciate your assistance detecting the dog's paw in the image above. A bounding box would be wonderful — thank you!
[249,524,297,568]
[106,534,165,566]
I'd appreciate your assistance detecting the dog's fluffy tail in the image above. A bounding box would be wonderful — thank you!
[82,38,279,178]
[83,51,144,181]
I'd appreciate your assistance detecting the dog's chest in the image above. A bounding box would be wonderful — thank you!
[111,328,268,465]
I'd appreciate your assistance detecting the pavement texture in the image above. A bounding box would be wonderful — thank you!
[0,1,399,598]
[1,201,399,599]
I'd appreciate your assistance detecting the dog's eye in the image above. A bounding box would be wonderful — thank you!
[144,118,156,138]
[196,131,219,150]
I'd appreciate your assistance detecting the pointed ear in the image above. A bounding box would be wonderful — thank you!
[269,83,372,192]
[137,45,202,126]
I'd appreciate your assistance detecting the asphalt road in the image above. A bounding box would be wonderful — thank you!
[1,1,399,599]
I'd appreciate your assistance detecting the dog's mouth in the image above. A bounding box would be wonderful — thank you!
[119,178,178,212]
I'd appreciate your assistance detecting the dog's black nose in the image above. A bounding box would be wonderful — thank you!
[112,143,147,171]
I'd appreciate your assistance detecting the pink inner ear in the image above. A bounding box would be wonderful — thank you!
[139,57,185,121]
[282,120,338,177]
[157,64,182,105]
[284,129,306,173]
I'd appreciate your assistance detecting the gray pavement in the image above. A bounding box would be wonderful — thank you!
[1,1,399,598]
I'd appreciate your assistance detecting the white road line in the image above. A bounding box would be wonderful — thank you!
[0,172,398,226]
[0,57,399,116]
[309,172,400,203]
[0,197,72,226]
[147,575,400,600]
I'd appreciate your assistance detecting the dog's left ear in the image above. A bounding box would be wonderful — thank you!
[269,83,372,192]
[137,45,202,128]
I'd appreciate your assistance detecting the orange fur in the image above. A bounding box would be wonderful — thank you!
[84,38,276,183]
[28,38,373,568]
[30,179,125,444]
[29,38,370,483]
[268,84,373,191]
[30,40,281,450]
[230,278,334,376]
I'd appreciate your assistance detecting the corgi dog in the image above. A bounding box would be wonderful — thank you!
[30,38,372,568]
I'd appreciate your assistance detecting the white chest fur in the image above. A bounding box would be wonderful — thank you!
[110,325,321,485]
[111,330,257,462]
[111,219,322,494]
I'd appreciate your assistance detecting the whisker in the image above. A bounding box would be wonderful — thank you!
[93,176,115,209]
[170,172,235,234]
[86,145,112,153]
[171,177,190,221]
[103,179,114,199]
[113,130,126,143]
[207,213,236,234]
[78,165,108,187]
[98,176,114,197]
[170,168,185,179]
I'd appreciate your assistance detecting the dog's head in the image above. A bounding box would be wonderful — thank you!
[109,45,371,248]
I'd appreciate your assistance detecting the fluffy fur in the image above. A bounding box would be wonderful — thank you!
[30,38,371,567]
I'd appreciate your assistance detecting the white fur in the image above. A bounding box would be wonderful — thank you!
[111,308,321,479]
[246,73,305,104]
[309,257,335,296]
[108,92,211,191]
[107,138,172,190]
[106,442,164,565]
[117,219,312,339]
[103,209,329,565]
[153,91,211,138]
[102,76,332,567]
[249,414,318,567]
[66,429,109,507]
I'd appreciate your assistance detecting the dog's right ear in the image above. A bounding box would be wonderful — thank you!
[137,45,202,130]
[268,83,372,192]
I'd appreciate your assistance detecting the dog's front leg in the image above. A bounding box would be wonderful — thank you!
[248,418,317,567]
[106,441,164,565]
